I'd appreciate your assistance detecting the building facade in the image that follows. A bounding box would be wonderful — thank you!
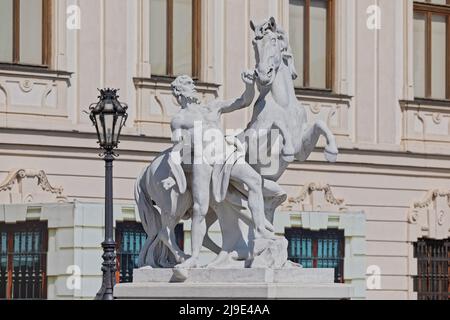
[0,0,449,300]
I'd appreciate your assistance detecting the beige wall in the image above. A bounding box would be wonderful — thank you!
[1,0,450,300]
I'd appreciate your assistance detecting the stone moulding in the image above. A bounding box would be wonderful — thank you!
[0,169,67,203]
[0,68,71,118]
[115,268,354,300]
[409,189,450,225]
[408,189,450,241]
[400,100,450,154]
[412,189,450,209]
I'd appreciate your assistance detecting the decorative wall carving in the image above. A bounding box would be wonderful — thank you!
[0,169,67,204]
[286,182,347,212]
[6,80,57,109]
[298,94,352,143]
[0,69,71,118]
[19,79,34,93]
[401,101,450,153]
[408,189,450,241]
[0,80,9,107]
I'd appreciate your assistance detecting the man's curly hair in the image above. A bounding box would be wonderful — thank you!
[171,75,198,102]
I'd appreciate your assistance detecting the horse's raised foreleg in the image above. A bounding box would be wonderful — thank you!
[272,120,295,163]
[296,120,338,163]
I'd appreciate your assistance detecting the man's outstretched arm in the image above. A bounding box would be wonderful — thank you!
[218,70,256,114]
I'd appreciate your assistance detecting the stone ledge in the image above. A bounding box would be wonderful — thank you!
[116,268,354,300]
[114,282,354,300]
[133,267,335,284]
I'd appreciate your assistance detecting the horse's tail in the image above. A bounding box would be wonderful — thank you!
[135,167,163,268]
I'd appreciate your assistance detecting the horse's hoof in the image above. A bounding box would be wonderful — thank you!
[172,268,189,282]
[282,153,295,163]
[179,254,191,263]
[324,147,338,163]
[174,257,198,270]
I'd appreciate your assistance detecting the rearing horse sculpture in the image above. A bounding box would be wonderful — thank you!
[240,17,338,223]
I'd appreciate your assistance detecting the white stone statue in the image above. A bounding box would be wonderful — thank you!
[135,17,338,271]
[168,73,282,269]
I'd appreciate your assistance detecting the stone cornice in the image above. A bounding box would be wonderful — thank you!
[0,64,73,81]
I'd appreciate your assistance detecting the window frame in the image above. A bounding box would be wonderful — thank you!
[152,0,201,79]
[289,0,335,91]
[0,0,52,68]
[115,221,184,283]
[413,238,450,300]
[413,0,450,100]
[285,227,345,283]
[115,221,147,284]
[0,221,48,300]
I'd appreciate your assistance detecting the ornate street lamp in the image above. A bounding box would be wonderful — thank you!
[89,88,128,300]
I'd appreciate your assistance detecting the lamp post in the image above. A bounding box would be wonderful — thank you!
[89,88,128,300]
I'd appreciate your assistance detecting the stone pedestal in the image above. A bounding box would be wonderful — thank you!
[115,268,354,300]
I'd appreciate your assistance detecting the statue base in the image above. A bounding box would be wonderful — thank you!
[114,268,354,300]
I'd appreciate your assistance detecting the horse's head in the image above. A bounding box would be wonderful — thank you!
[250,17,298,87]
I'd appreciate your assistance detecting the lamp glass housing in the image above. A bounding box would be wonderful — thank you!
[89,89,128,151]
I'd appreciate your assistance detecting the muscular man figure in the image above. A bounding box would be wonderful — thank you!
[170,72,281,268]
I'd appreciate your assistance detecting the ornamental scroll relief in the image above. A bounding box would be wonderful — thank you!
[408,189,450,241]
[286,182,347,212]
[0,169,67,204]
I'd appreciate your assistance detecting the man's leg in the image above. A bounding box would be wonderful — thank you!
[177,163,212,268]
[262,178,288,210]
[262,178,287,199]
[230,163,277,239]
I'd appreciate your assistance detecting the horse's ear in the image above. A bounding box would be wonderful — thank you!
[283,52,299,81]
[250,20,256,32]
[269,17,277,30]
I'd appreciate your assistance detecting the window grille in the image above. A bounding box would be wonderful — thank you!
[414,238,450,300]
[0,222,48,300]
[285,228,345,283]
[115,222,184,283]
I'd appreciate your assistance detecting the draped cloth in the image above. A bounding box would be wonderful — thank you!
[168,135,246,203]
[211,135,246,203]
